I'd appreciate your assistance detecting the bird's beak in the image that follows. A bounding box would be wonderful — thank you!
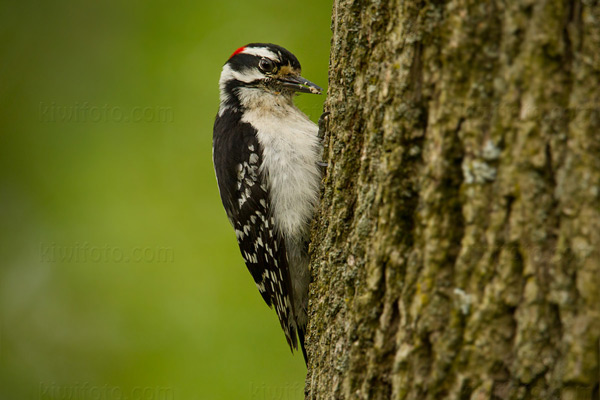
[278,75,323,94]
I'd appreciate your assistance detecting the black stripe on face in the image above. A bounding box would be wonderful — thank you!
[242,43,302,70]
[227,54,261,72]
[226,45,302,75]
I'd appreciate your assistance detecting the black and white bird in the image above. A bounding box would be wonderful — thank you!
[212,43,323,362]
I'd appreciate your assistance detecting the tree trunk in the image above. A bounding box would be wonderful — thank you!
[305,0,600,399]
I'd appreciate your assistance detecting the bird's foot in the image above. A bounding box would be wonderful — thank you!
[318,111,330,141]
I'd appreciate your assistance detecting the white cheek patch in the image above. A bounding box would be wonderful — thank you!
[218,64,266,115]
[236,68,265,83]
[218,48,283,115]
[219,64,264,85]
[241,47,280,62]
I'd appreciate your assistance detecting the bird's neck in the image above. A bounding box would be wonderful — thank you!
[236,87,295,112]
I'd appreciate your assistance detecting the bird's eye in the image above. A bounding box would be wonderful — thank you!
[258,58,277,73]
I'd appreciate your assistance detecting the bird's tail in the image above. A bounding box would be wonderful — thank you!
[298,327,308,365]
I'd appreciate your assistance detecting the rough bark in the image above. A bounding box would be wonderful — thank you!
[305,0,600,399]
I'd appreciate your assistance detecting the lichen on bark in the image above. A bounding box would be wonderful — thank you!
[305,0,600,399]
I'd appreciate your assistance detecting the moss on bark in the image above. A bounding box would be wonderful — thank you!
[306,1,600,399]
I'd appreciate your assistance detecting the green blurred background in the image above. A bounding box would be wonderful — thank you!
[0,1,331,398]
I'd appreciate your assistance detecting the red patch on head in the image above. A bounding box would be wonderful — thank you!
[229,46,246,59]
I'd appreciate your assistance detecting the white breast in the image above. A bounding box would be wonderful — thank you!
[239,90,321,241]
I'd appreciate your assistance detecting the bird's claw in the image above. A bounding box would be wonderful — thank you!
[318,111,330,141]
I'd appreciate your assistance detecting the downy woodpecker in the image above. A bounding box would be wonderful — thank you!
[212,43,323,362]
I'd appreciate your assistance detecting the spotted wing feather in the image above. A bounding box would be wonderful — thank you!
[213,110,299,351]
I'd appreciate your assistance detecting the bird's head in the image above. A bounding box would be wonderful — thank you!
[218,43,322,111]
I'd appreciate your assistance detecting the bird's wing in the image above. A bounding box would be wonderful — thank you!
[213,114,299,352]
